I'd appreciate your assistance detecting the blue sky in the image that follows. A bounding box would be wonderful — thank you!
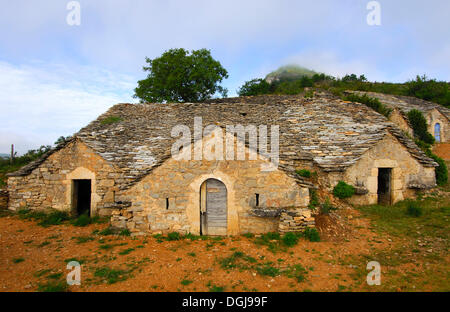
[0,0,449,154]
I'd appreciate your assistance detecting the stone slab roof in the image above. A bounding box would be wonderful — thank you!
[350,91,450,120]
[8,92,437,190]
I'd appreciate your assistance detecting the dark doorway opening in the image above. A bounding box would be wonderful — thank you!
[72,180,91,216]
[377,168,392,205]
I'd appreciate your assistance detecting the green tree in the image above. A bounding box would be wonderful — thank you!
[237,78,271,96]
[406,75,449,107]
[134,48,228,103]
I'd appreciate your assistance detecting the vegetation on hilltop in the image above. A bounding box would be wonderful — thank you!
[239,68,450,109]
[265,65,318,83]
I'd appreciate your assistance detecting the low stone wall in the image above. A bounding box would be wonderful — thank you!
[0,190,8,210]
[278,209,315,233]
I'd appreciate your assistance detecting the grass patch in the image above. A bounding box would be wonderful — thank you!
[356,198,449,239]
[99,227,116,236]
[181,279,193,286]
[303,228,320,242]
[73,236,95,244]
[37,281,67,292]
[218,251,257,271]
[18,208,70,227]
[118,248,135,256]
[12,257,25,264]
[100,116,122,125]
[94,267,132,284]
[71,214,105,227]
[406,201,423,217]
[256,263,280,277]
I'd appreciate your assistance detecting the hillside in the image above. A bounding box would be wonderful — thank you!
[265,65,318,83]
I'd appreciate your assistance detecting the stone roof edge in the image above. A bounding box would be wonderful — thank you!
[387,127,438,167]
[6,137,78,177]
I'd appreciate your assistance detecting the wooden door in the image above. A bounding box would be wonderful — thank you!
[201,179,227,236]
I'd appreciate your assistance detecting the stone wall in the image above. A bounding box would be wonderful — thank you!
[0,190,8,210]
[389,109,413,137]
[426,108,449,143]
[7,140,118,215]
[278,209,315,233]
[112,134,310,236]
[319,133,436,205]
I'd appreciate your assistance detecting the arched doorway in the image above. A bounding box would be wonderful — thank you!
[434,123,441,142]
[200,178,227,236]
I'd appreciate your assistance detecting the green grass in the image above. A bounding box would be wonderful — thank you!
[99,227,116,235]
[256,263,280,277]
[73,236,95,244]
[181,279,193,286]
[100,116,122,125]
[94,267,132,284]
[37,281,67,292]
[71,214,105,227]
[18,209,70,227]
[218,251,257,271]
[356,197,449,240]
[119,229,131,236]
[38,241,51,247]
[12,257,25,264]
[353,194,450,291]
[118,248,135,255]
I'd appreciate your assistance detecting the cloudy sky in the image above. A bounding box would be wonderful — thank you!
[0,0,449,154]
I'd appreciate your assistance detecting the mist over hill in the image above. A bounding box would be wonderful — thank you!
[265,65,319,83]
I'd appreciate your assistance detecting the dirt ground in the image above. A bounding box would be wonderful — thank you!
[1,200,447,293]
[433,143,450,160]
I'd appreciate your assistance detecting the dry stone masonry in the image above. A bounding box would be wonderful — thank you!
[6,92,438,235]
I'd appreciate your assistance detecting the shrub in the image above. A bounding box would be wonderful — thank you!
[71,214,91,227]
[308,189,319,210]
[333,181,355,199]
[119,229,131,236]
[406,201,423,217]
[99,227,115,235]
[303,228,320,242]
[256,263,280,277]
[166,232,181,241]
[237,78,272,96]
[282,232,300,247]
[427,152,448,186]
[321,198,335,214]
[343,93,392,117]
[407,109,435,144]
[406,75,449,107]
[296,169,312,178]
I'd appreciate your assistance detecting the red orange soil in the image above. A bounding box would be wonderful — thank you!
[0,206,442,292]
[433,143,450,160]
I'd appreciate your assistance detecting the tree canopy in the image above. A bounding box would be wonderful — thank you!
[134,48,228,103]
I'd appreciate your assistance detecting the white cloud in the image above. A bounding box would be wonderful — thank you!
[0,61,136,154]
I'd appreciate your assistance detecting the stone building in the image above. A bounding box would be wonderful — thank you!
[7,93,437,235]
[350,91,450,143]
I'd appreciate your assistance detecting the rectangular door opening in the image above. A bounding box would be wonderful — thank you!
[377,168,392,205]
[72,179,92,216]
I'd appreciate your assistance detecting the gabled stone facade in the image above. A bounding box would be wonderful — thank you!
[350,91,450,143]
